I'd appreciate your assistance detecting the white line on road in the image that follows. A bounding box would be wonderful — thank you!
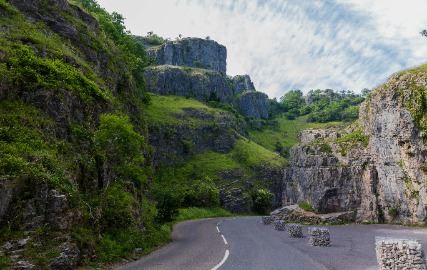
[211,249,229,270]
[216,226,220,233]
[221,234,228,245]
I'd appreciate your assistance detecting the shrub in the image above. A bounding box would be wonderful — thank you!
[183,177,220,208]
[154,187,183,223]
[388,206,399,219]
[101,184,135,230]
[298,201,314,212]
[336,129,369,156]
[251,188,273,214]
[94,113,147,187]
[6,45,108,102]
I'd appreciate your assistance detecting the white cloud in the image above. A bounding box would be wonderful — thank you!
[97,0,427,98]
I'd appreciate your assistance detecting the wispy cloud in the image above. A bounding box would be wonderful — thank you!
[98,0,427,98]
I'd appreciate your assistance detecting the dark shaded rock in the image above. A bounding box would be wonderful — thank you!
[144,65,235,103]
[273,220,286,231]
[219,187,251,213]
[13,260,37,270]
[262,216,273,225]
[287,224,303,238]
[236,91,269,119]
[147,38,227,73]
[49,242,80,270]
[0,178,19,224]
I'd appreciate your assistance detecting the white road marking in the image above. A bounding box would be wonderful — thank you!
[221,234,228,245]
[211,249,230,270]
[216,226,220,233]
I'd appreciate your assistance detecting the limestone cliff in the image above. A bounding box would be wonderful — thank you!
[283,69,427,224]
[143,37,270,119]
[236,91,270,119]
[144,65,235,103]
[147,37,227,73]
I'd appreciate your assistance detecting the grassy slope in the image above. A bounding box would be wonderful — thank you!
[249,115,342,150]
[145,94,286,184]
[145,94,226,125]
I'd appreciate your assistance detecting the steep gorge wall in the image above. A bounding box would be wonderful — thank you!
[143,38,270,119]
[284,71,427,224]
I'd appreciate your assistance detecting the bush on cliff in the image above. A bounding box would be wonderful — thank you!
[251,188,274,214]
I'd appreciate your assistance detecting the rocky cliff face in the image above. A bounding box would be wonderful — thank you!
[149,108,242,166]
[236,91,270,119]
[144,65,235,103]
[232,75,256,94]
[358,72,427,224]
[147,37,227,73]
[283,70,427,224]
[143,38,271,120]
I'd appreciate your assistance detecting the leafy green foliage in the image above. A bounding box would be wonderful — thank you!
[101,183,135,230]
[0,100,75,193]
[388,206,399,219]
[182,177,220,207]
[0,255,11,269]
[402,84,427,142]
[278,89,364,122]
[4,45,109,102]
[97,225,170,263]
[280,90,306,119]
[94,113,147,187]
[74,0,151,94]
[336,129,369,156]
[249,115,342,151]
[250,188,273,214]
[153,177,221,223]
[175,207,232,222]
[298,201,315,212]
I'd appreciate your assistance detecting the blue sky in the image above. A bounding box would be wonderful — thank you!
[98,0,427,98]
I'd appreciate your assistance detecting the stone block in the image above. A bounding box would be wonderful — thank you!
[287,224,303,238]
[375,237,427,270]
[308,227,330,246]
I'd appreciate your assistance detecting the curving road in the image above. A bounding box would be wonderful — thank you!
[116,216,427,270]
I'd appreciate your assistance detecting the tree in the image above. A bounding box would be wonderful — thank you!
[251,188,274,214]
[280,90,306,118]
[421,30,427,37]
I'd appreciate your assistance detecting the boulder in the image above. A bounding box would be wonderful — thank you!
[271,205,355,225]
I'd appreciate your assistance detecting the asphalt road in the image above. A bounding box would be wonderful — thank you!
[116,216,427,270]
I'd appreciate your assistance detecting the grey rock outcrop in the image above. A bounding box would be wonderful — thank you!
[232,75,256,94]
[236,91,269,119]
[144,65,235,103]
[271,205,355,224]
[147,38,227,73]
[281,70,427,224]
[358,73,427,224]
[283,129,366,214]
